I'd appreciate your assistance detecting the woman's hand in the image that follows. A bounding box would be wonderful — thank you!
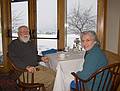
[41,56,49,63]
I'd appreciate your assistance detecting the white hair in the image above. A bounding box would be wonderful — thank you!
[81,31,100,46]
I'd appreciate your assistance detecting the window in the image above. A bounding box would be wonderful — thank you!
[37,0,58,53]
[0,3,3,64]
[11,0,28,39]
[66,0,97,49]
[0,0,106,67]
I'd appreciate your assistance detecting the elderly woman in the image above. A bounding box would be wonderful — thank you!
[70,31,108,91]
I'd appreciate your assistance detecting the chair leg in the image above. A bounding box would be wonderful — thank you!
[20,87,26,91]
[70,88,80,91]
[42,86,46,91]
[36,87,40,91]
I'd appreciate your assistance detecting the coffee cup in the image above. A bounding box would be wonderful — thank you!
[59,53,65,60]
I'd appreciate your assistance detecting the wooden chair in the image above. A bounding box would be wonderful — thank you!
[7,55,46,91]
[71,63,120,91]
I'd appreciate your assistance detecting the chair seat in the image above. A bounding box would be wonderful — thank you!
[70,80,81,90]
[18,82,44,88]
[70,80,91,91]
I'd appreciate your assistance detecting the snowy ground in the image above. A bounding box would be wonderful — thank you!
[0,33,80,55]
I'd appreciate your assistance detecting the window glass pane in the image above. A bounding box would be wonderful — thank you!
[37,0,57,52]
[0,4,3,64]
[11,1,28,39]
[38,39,57,55]
[66,0,97,49]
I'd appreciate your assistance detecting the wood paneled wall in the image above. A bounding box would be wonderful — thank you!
[104,50,120,64]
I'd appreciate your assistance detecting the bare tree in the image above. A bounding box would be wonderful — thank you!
[67,7,96,34]
[12,10,24,32]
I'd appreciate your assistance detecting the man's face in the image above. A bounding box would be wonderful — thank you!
[19,27,30,43]
[81,34,95,51]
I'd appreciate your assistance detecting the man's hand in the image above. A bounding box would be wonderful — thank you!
[41,56,49,63]
[26,66,36,73]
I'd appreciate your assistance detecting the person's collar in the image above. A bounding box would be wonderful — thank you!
[86,43,99,53]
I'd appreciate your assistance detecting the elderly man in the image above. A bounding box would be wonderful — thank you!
[8,25,56,91]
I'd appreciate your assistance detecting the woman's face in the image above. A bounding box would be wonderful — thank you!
[81,33,95,51]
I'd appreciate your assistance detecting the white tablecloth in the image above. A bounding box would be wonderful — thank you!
[46,51,85,91]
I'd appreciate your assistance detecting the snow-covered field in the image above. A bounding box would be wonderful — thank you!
[37,34,80,53]
[0,33,80,54]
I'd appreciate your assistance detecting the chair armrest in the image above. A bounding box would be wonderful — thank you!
[71,72,87,82]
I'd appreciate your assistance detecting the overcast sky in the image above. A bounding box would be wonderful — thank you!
[11,0,97,32]
[37,0,97,32]
[67,0,97,14]
[37,0,57,32]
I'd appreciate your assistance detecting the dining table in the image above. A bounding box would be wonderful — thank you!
[46,50,85,91]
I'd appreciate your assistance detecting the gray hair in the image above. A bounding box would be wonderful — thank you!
[17,25,29,38]
[18,25,29,33]
[80,31,100,46]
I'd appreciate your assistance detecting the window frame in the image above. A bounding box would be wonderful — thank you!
[0,0,106,68]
